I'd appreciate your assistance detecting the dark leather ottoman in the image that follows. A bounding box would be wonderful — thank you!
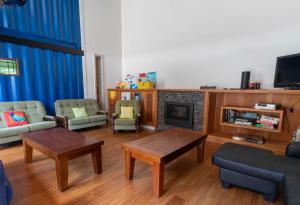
[212,143,284,202]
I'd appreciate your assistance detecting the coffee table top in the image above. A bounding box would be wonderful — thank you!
[21,128,104,157]
[122,128,206,162]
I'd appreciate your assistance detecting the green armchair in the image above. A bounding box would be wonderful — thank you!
[112,100,141,133]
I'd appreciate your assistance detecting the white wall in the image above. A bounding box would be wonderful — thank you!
[122,0,300,88]
[80,0,122,107]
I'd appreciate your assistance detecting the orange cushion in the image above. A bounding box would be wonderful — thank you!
[2,111,28,127]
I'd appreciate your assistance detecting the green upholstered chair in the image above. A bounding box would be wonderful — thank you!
[0,101,57,145]
[112,100,141,133]
[55,99,108,130]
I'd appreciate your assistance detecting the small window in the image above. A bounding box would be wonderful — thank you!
[0,58,20,76]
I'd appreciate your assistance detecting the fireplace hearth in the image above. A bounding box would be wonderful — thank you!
[164,102,194,128]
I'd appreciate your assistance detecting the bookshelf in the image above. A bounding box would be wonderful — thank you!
[201,89,300,155]
[220,106,284,133]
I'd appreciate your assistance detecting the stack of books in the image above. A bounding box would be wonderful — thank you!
[256,115,279,130]
[234,118,253,126]
[232,135,265,144]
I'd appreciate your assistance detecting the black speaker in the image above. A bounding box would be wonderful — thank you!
[240,71,250,89]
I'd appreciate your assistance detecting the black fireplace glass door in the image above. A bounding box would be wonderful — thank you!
[164,102,194,128]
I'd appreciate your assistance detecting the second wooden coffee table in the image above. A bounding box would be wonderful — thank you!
[21,128,104,192]
[122,128,207,197]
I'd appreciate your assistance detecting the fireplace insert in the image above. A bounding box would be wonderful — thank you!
[164,102,194,129]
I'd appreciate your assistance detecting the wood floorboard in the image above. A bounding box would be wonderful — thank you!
[0,127,283,205]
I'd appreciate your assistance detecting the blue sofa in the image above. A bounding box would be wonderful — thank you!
[0,161,12,205]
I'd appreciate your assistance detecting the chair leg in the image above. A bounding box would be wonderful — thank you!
[263,194,276,202]
[221,181,231,189]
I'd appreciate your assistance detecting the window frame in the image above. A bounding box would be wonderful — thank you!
[0,58,20,76]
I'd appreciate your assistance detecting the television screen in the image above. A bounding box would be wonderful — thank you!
[274,53,300,87]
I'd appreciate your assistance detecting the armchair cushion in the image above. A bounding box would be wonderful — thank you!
[114,118,136,126]
[115,100,140,116]
[285,142,300,158]
[120,106,134,119]
[28,121,57,132]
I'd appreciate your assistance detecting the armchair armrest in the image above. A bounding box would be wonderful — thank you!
[43,115,55,121]
[136,113,141,133]
[55,115,68,128]
[286,142,300,158]
[112,113,118,120]
[97,110,108,115]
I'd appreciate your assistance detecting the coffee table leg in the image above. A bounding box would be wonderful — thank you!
[23,140,33,163]
[92,147,102,174]
[55,157,68,192]
[124,151,135,180]
[197,140,205,163]
[152,162,165,197]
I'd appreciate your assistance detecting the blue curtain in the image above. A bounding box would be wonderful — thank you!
[0,0,84,114]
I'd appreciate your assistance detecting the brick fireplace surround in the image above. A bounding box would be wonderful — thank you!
[157,91,204,131]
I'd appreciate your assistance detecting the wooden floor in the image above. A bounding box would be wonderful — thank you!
[0,127,283,205]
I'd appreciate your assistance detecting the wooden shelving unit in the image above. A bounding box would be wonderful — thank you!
[201,89,300,155]
[207,132,287,155]
[220,106,284,133]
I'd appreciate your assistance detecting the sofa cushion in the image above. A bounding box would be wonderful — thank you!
[212,143,284,183]
[284,175,300,205]
[68,117,90,126]
[114,118,136,126]
[72,107,88,118]
[0,126,30,138]
[89,115,107,123]
[2,111,28,127]
[28,121,57,132]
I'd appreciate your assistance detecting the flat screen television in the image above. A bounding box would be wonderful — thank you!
[274,53,300,88]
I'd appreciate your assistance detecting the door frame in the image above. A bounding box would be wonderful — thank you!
[94,54,105,110]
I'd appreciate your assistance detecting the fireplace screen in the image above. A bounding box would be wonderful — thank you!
[164,102,194,128]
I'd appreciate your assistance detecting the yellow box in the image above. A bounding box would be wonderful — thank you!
[138,82,154,89]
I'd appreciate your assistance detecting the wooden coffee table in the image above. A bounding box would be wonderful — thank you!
[21,128,104,192]
[122,128,207,197]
